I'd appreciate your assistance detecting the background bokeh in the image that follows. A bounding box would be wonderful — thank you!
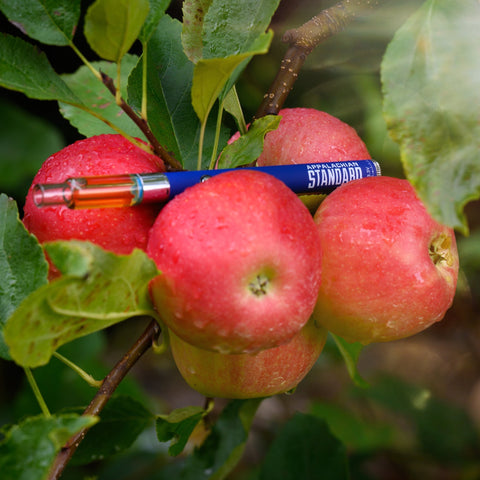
[1,1,480,478]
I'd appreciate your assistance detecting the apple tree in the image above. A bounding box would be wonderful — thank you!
[1,0,480,479]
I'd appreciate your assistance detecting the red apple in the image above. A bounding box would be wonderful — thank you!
[168,318,328,399]
[228,108,372,212]
[147,169,322,354]
[312,176,459,344]
[256,107,371,166]
[23,134,165,263]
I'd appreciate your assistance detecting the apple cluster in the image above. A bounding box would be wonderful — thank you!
[23,108,459,399]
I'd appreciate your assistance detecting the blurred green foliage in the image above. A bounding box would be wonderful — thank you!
[0,97,65,203]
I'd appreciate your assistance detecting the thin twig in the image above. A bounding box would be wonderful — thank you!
[48,319,161,480]
[256,0,381,118]
[100,72,183,172]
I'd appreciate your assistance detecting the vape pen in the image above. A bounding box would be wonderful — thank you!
[33,160,381,209]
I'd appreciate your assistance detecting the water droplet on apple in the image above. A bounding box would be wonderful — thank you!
[217,328,229,337]
[57,209,69,220]
[386,320,396,330]
[193,318,207,329]
[267,376,286,389]
[414,271,425,284]
[281,226,295,241]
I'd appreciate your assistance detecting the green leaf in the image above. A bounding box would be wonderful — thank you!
[192,32,272,124]
[382,0,480,235]
[0,33,81,103]
[331,333,369,389]
[0,98,64,199]
[45,240,96,278]
[181,399,262,480]
[0,413,97,480]
[216,115,280,169]
[4,240,160,367]
[59,55,144,139]
[202,0,280,59]
[0,195,48,361]
[140,0,171,43]
[128,15,192,165]
[0,0,81,45]
[310,401,397,452]
[181,0,213,63]
[128,15,229,170]
[258,413,350,480]
[84,0,150,62]
[156,406,206,456]
[183,0,279,128]
[72,395,154,465]
[222,87,247,134]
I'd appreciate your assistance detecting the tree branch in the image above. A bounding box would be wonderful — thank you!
[256,0,382,118]
[101,73,184,172]
[48,319,161,480]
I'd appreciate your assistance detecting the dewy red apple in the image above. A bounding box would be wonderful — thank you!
[227,107,372,211]
[147,169,322,354]
[168,318,328,399]
[256,107,371,166]
[312,176,459,344]
[23,134,164,260]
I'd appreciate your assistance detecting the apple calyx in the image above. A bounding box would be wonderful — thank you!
[429,233,455,267]
[248,273,271,297]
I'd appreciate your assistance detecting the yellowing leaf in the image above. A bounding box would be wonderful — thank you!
[84,0,150,62]
[182,0,213,63]
[191,32,272,123]
[4,241,160,367]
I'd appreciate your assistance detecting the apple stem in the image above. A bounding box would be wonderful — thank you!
[24,367,51,418]
[255,0,382,118]
[202,397,216,429]
[52,352,102,388]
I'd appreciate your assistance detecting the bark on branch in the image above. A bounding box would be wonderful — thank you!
[48,319,161,480]
[256,0,381,118]
[101,73,183,172]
